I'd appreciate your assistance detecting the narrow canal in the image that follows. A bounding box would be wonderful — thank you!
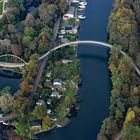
[0,0,113,139]
[37,0,113,140]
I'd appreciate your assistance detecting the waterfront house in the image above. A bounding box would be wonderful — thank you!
[72,0,80,2]
[50,115,57,121]
[46,72,51,78]
[52,79,64,90]
[53,79,63,86]
[29,120,42,131]
[47,99,51,105]
[61,38,69,43]
[61,59,72,64]
[51,91,62,99]
[47,109,52,115]
[36,99,45,106]
[65,25,78,34]
[63,6,75,20]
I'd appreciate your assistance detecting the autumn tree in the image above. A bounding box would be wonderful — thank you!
[24,13,35,27]
[42,116,52,129]
[11,44,23,56]
[33,104,47,119]
[20,81,32,96]
[101,117,118,138]
[22,54,39,84]
[12,94,29,116]
[0,94,13,112]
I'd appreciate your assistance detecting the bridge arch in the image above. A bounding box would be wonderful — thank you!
[0,40,139,76]
[39,40,140,77]
[0,54,27,68]
[39,40,112,60]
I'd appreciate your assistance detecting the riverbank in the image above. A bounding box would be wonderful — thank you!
[0,69,22,78]
[0,0,82,138]
[0,0,113,139]
[30,0,82,134]
[37,0,113,139]
[98,1,140,139]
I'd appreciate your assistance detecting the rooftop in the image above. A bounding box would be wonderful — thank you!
[53,79,63,84]
[36,99,45,105]
[51,91,61,98]
[29,120,42,127]
[64,6,75,17]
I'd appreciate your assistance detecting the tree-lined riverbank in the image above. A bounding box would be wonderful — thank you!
[98,1,140,140]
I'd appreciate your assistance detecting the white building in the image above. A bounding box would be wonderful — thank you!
[63,6,75,20]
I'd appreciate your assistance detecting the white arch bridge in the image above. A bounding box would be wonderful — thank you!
[0,40,140,76]
[0,54,27,68]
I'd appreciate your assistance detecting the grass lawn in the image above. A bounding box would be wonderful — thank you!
[0,1,3,15]
[61,18,80,27]
[63,34,76,41]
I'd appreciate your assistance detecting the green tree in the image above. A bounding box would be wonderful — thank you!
[24,27,36,37]
[22,36,32,46]
[12,94,29,116]
[33,104,47,119]
[1,86,11,95]
[0,94,13,112]
[101,117,118,137]
[15,116,34,139]
[124,108,135,127]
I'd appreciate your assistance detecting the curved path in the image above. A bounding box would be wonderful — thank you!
[0,62,25,68]
[39,40,112,60]
[39,40,140,76]
[0,40,140,76]
[0,40,140,122]
[0,54,27,68]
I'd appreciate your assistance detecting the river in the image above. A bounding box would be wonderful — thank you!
[0,0,113,139]
[0,75,21,94]
[36,0,113,140]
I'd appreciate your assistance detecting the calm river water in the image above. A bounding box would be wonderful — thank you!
[37,0,113,140]
[0,0,113,139]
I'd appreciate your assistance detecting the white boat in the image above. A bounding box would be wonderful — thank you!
[56,124,62,128]
[78,5,86,9]
[78,15,86,19]
[78,8,85,11]
[79,2,87,6]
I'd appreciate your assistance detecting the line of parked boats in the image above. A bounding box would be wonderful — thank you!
[77,0,87,20]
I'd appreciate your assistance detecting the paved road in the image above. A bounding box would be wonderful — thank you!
[0,114,18,122]
[0,18,61,121]
[0,62,25,68]
[114,131,123,140]
[32,17,61,95]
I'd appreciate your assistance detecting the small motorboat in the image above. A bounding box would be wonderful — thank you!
[78,5,86,9]
[78,15,86,19]
[78,8,83,10]
[79,2,87,6]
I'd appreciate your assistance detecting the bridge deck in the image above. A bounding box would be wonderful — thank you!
[0,62,25,68]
